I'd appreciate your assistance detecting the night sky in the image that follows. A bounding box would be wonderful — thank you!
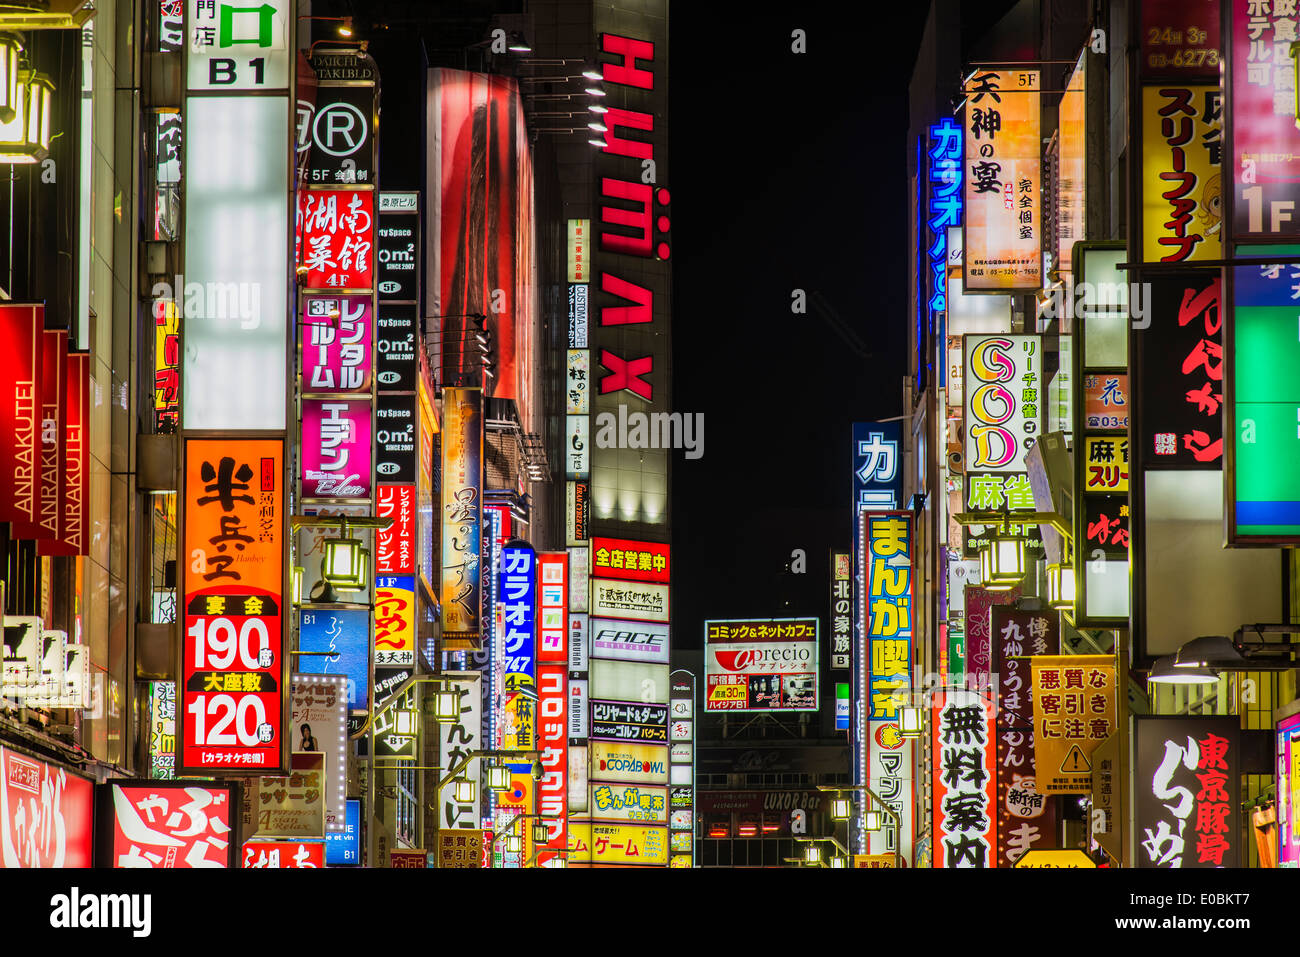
[321,1,934,647]
[669,8,928,647]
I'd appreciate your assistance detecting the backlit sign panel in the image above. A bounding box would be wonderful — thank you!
[441,388,482,643]
[591,782,667,824]
[297,608,369,711]
[590,618,670,664]
[301,295,372,394]
[500,544,537,751]
[591,536,670,583]
[104,781,238,868]
[932,689,996,867]
[301,398,372,499]
[1140,85,1222,263]
[591,580,669,623]
[180,438,286,773]
[590,741,669,785]
[0,746,93,867]
[297,189,375,290]
[963,70,1041,291]
[704,618,818,713]
[187,0,290,91]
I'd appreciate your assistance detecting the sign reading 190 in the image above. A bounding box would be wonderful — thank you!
[186,616,276,748]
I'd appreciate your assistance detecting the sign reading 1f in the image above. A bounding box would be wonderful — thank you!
[188,0,290,91]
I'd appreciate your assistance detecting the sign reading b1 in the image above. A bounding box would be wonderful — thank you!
[188,1,290,91]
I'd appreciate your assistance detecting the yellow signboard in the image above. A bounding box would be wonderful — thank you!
[568,820,592,864]
[853,854,897,868]
[1141,85,1221,264]
[1083,436,1129,492]
[1015,848,1097,868]
[1031,655,1118,794]
[589,740,669,785]
[589,823,668,866]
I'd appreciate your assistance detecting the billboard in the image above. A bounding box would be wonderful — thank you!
[591,783,668,824]
[932,689,997,867]
[963,70,1041,291]
[537,664,568,865]
[375,483,416,575]
[1030,655,1118,794]
[326,798,361,866]
[704,618,818,713]
[301,398,372,499]
[438,672,482,832]
[590,536,670,583]
[441,387,482,643]
[300,295,373,394]
[242,840,326,869]
[180,437,286,774]
[429,68,533,418]
[590,741,669,785]
[1229,254,1300,539]
[964,334,1042,476]
[289,675,348,833]
[591,700,669,744]
[1278,711,1300,867]
[37,351,90,557]
[297,608,370,711]
[500,544,537,751]
[373,575,416,667]
[1135,716,1240,868]
[537,552,568,663]
[102,781,239,868]
[591,579,670,623]
[1227,0,1300,240]
[0,746,94,868]
[590,618,670,664]
[1140,85,1222,263]
[864,513,912,721]
[852,422,902,511]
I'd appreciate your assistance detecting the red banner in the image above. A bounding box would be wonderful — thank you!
[537,663,568,865]
[375,483,416,575]
[13,330,66,540]
[590,536,670,583]
[0,304,42,528]
[38,353,89,557]
[107,782,236,868]
[242,840,325,868]
[0,745,93,867]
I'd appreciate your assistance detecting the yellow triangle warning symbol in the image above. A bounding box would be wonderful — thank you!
[1061,744,1091,774]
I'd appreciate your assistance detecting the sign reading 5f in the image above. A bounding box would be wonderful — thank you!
[188,1,290,91]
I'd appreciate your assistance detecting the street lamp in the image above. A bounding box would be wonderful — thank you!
[433,688,460,723]
[804,844,821,864]
[1046,561,1076,609]
[864,809,882,832]
[485,763,511,792]
[830,794,852,821]
[899,705,924,738]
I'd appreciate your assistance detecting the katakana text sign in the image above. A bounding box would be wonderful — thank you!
[1140,85,1222,263]
[865,512,912,721]
[300,295,373,395]
[181,438,285,773]
[301,398,372,499]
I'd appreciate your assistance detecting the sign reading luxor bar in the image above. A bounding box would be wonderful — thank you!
[1135,716,1240,868]
[180,438,286,774]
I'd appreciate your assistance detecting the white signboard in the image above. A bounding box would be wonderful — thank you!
[188,0,291,91]
[438,672,482,831]
[591,580,670,624]
[589,618,670,664]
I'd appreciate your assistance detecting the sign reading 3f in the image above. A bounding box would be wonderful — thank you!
[852,422,901,511]
[188,1,290,91]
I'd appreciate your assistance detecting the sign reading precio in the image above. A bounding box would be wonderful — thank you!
[704,618,818,713]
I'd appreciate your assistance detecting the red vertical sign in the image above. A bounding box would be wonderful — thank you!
[14,330,66,540]
[0,305,42,528]
[38,353,89,557]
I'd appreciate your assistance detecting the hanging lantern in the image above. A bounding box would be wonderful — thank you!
[0,35,22,124]
[1046,562,1076,609]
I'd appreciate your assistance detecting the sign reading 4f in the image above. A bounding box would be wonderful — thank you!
[188,0,290,91]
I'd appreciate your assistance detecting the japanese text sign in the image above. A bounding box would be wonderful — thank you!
[964,334,1042,476]
[705,618,818,713]
[1137,274,1222,468]
[301,398,372,499]
[242,840,325,868]
[105,782,237,868]
[537,552,568,663]
[932,689,997,867]
[853,421,902,512]
[373,575,415,667]
[441,388,482,641]
[438,673,482,832]
[590,536,670,583]
[1228,0,1300,240]
[963,70,1041,291]
[1141,85,1223,263]
[537,664,568,864]
[181,438,285,773]
[1030,655,1117,793]
[831,550,852,670]
[375,483,416,575]
[1135,716,1240,868]
[500,544,537,751]
[301,295,373,395]
[187,0,289,91]
[865,512,912,721]
[0,746,93,868]
[297,189,375,290]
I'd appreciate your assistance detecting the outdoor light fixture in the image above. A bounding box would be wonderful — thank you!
[322,533,364,586]
[1147,655,1217,686]
[531,822,550,844]
[453,778,476,805]
[1173,635,1245,670]
[588,121,607,132]
[334,548,370,593]
[507,31,532,53]
[394,709,418,736]
[338,16,354,37]
[291,566,304,606]
[830,856,846,869]
[582,68,602,80]
[1046,562,1076,609]
[587,103,608,114]
[506,833,522,854]
[899,705,923,739]
[985,530,1026,584]
[0,67,53,164]
[486,763,511,792]
[584,85,606,97]
[831,795,852,821]
[864,809,883,832]
[531,758,545,781]
[433,688,460,723]
[0,35,21,124]
[804,844,821,864]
